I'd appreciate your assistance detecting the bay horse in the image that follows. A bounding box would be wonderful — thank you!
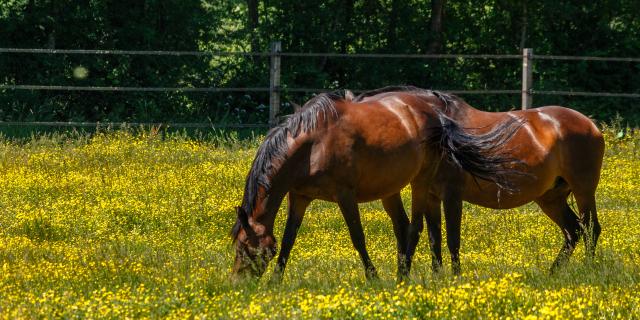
[230,87,525,281]
[364,87,605,276]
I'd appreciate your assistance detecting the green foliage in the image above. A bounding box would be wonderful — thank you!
[0,1,639,125]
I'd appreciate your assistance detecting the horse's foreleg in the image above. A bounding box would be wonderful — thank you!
[382,193,410,281]
[337,191,378,280]
[443,193,463,276]
[271,193,311,283]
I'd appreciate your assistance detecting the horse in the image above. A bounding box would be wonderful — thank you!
[358,87,605,276]
[230,87,525,281]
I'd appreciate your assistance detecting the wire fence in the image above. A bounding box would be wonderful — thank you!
[0,85,270,93]
[3,47,640,62]
[0,121,267,129]
[1,44,639,129]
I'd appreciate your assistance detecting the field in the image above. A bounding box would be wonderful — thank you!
[0,126,639,319]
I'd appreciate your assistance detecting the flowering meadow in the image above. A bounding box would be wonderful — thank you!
[0,127,639,319]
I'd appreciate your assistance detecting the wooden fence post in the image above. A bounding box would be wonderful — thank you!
[521,48,533,110]
[269,41,282,127]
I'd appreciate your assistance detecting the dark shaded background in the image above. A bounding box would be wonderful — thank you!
[1,0,638,124]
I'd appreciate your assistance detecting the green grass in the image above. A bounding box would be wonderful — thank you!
[0,127,638,319]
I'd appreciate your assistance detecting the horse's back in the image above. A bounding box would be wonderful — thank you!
[506,106,603,156]
[533,106,602,140]
[528,106,604,170]
[296,99,431,202]
[533,106,604,191]
[458,105,604,208]
[334,98,428,148]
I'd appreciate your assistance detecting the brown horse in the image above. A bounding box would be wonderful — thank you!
[230,88,524,281]
[366,87,605,276]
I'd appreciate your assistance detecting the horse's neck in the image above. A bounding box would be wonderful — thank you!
[253,188,287,231]
[250,142,305,228]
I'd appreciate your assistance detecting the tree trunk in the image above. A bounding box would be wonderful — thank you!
[387,0,399,51]
[340,0,355,53]
[47,0,56,49]
[47,32,56,49]
[247,0,259,51]
[519,1,528,50]
[427,0,446,53]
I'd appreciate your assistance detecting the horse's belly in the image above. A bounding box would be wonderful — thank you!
[296,143,424,203]
[462,172,557,209]
[293,168,417,203]
[463,190,534,209]
[353,147,423,202]
[354,176,413,202]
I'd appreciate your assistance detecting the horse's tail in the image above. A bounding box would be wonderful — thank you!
[430,111,526,193]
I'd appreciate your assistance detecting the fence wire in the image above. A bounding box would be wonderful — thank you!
[0,121,268,128]
[0,48,271,57]
[532,54,640,63]
[0,85,521,95]
[4,47,640,62]
[0,48,521,59]
[1,47,638,128]
[534,90,640,98]
[0,85,270,93]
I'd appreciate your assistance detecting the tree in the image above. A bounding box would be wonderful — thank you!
[427,0,446,53]
[247,0,259,51]
[1,0,639,124]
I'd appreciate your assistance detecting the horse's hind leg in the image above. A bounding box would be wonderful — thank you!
[562,135,603,258]
[381,193,410,280]
[337,190,378,280]
[443,192,463,275]
[406,185,442,275]
[535,188,582,272]
[405,196,424,275]
[425,196,443,273]
[573,192,601,258]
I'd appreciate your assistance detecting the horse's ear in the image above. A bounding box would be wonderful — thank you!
[344,90,355,101]
[291,102,302,113]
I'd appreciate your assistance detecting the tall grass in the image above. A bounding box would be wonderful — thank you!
[0,126,638,318]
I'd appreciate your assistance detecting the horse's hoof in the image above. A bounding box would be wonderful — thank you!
[452,265,461,276]
[365,269,379,281]
[268,274,283,285]
[396,272,410,284]
[431,262,443,274]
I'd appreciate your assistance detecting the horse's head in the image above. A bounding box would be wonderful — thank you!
[231,206,276,279]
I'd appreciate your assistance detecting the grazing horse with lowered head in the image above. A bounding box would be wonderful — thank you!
[364,87,605,276]
[230,87,525,281]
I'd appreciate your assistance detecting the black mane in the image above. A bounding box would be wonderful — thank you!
[232,91,345,239]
